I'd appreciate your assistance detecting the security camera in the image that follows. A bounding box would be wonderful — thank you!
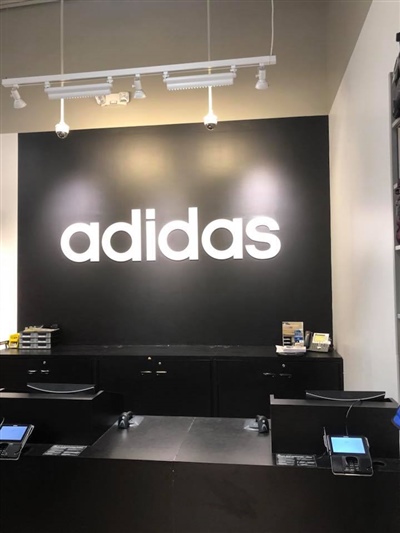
[55,120,70,139]
[203,111,218,131]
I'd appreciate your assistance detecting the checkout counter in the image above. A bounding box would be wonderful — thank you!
[0,394,399,533]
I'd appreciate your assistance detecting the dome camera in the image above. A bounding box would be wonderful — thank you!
[55,120,70,139]
[203,111,218,131]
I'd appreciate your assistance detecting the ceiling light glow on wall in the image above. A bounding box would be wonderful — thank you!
[10,85,27,109]
[45,80,113,100]
[163,71,236,91]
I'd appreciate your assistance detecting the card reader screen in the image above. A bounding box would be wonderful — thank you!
[392,406,400,430]
[330,436,366,454]
[0,425,29,442]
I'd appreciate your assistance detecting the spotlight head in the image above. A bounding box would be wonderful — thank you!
[203,110,218,131]
[255,67,269,90]
[10,86,27,109]
[133,75,146,99]
[55,120,70,139]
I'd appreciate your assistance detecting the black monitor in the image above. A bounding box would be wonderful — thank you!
[306,390,386,402]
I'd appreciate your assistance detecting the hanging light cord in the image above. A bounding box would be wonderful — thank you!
[60,0,64,78]
[206,0,213,113]
[270,0,274,56]
[207,0,211,65]
[60,0,65,122]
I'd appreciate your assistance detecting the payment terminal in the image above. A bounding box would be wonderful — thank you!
[324,434,373,476]
[0,424,34,460]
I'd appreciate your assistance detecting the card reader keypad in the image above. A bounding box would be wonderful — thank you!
[344,457,359,474]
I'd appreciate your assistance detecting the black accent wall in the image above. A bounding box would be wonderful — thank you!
[18,117,331,345]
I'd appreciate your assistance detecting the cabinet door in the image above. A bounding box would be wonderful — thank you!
[26,357,95,385]
[144,358,212,416]
[98,356,212,416]
[0,358,30,391]
[216,359,283,418]
[0,356,96,391]
[267,359,343,399]
[216,357,343,418]
[98,356,151,410]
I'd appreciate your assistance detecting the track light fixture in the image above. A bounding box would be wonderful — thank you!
[2,0,277,131]
[45,78,113,100]
[255,66,269,90]
[10,85,27,109]
[163,71,236,91]
[133,75,146,99]
[2,56,275,95]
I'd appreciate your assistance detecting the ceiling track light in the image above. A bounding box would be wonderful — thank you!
[255,66,269,90]
[10,85,27,109]
[2,56,276,89]
[164,71,236,91]
[44,79,113,100]
[133,75,146,99]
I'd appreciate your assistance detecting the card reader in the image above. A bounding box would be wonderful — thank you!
[324,434,373,476]
[0,424,34,460]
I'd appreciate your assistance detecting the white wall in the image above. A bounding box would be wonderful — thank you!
[0,134,18,343]
[329,1,400,400]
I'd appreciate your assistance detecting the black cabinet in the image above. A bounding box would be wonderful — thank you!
[98,356,212,416]
[0,356,95,392]
[0,358,28,391]
[0,347,343,418]
[216,357,343,417]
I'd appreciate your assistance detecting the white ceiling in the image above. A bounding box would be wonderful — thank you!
[0,0,372,134]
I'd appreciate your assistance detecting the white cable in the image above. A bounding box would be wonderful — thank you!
[60,0,64,78]
[207,0,211,64]
[60,97,65,122]
[206,0,214,119]
[270,0,274,57]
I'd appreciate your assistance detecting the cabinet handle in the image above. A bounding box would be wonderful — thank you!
[156,371,168,375]
[278,373,292,378]
[262,372,276,377]
[140,371,153,375]
[40,369,50,374]
[27,369,38,375]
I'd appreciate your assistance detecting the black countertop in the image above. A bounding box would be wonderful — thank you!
[21,415,400,473]
[82,416,274,466]
[0,344,342,360]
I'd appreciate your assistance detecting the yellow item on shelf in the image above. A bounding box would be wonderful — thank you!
[8,333,20,349]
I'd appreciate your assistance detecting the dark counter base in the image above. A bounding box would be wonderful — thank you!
[2,457,400,533]
[1,416,399,533]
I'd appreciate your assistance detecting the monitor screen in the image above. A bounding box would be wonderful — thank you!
[392,406,400,430]
[0,425,29,442]
[330,436,366,454]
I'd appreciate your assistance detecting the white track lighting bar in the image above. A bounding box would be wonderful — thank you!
[164,72,236,90]
[2,55,276,88]
[45,82,113,100]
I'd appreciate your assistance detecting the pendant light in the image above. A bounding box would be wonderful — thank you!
[203,86,217,130]
[56,0,70,139]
